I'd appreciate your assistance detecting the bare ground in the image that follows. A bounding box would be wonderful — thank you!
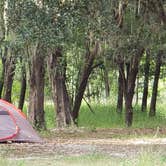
[0,128,166,159]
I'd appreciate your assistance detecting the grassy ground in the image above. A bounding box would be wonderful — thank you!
[43,102,166,129]
[1,151,166,166]
[9,102,165,166]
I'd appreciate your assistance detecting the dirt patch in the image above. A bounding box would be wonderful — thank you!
[45,127,166,140]
[0,128,166,159]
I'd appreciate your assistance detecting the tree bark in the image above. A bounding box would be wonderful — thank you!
[141,50,150,112]
[0,50,7,98]
[0,1,7,98]
[18,64,26,110]
[28,44,45,130]
[149,51,162,116]
[86,83,91,102]
[135,0,139,18]
[117,64,123,113]
[72,41,99,124]
[119,48,144,127]
[103,67,110,99]
[135,76,139,105]
[47,48,73,128]
[2,54,16,102]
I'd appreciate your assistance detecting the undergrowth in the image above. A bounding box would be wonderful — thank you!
[42,102,166,129]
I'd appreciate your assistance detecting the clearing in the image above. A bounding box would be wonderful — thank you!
[0,128,166,166]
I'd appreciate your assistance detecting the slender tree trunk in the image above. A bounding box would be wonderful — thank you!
[135,76,139,105]
[47,48,73,128]
[149,51,162,116]
[135,0,139,18]
[103,67,110,98]
[18,65,26,110]
[0,0,7,98]
[117,64,123,113]
[72,41,99,124]
[86,83,91,102]
[141,50,150,112]
[3,54,16,102]
[0,2,8,99]
[0,53,6,98]
[28,44,45,129]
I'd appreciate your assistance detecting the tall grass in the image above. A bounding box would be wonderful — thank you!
[43,102,166,129]
[78,103,166,128]
[78,103,125,128]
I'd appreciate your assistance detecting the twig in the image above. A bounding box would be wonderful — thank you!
[83,97,95,114]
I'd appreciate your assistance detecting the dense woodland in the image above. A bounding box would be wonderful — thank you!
[0,0,166,129]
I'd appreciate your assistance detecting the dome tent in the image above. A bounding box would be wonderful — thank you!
[0,99,41,143]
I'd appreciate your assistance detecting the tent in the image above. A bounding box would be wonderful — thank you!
[0,99,42,143]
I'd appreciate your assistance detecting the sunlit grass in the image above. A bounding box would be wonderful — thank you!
[78,103,166,129]
[1,150,166,166]
[78,103,125,128]
[43,102,166,129]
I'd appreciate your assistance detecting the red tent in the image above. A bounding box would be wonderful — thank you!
[0,99,42,143]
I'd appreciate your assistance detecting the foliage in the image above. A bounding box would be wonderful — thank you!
[0,0,166,127]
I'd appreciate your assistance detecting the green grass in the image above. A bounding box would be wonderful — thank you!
[43,102,166,129]
[78,103,166,129]
[78,104,125,128]
[44,104,55,129]
[1,151,166,166]
[21,101,166,130]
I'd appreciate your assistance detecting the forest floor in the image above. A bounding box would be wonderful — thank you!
[1,128,166,157]
[0,128,166,165]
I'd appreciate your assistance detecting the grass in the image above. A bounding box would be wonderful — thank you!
[43,102,166,129]
[0,150,166,166]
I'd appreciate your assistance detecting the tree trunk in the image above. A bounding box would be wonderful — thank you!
[0,51,7,98]
[149,51,162,116]
[72,41,99,124]
[3,54,16,102]
[125,50,144,126]
[28,44,45,130]
[141,50,150,112]
[86,83,91,102]
[47,48,73,128]
[103,67,110,98]
[117,64,123,113]
[18,65,26,110]
[135,76,139,105]
[119,48,144,127]
[125,96,133,127]
[0,1,7,98]
[135,0,139,18]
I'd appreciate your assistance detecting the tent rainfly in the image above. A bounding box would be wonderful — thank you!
[0,99,42,143]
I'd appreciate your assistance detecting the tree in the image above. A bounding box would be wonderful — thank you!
[141,50,150,112]
[2,50,16,102]
[8,0,47,129]
[1,0,17,102]
[28,43,45,129]
[118,48,144,126]
[18,57,27,110]
[149,51,163,116]
[0,0,6,98]
[47,47,73,127]
[72,40,99,124]
[117,63,123,113]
